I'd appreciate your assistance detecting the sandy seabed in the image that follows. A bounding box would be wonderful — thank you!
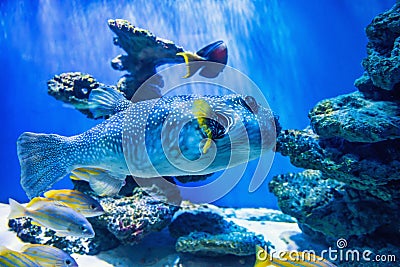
[0,203,306,267]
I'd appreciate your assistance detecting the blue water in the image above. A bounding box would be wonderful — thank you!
[0,0,394,207]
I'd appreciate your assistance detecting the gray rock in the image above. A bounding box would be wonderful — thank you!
[169,202,271,257]
[269,170,399,240]
[309,92,400,143]
[361,3,400,91]
[276,128,400,201]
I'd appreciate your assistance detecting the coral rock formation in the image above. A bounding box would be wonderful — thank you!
[108,19,184,99]
[270,3,400,255]
[47,72,108,118]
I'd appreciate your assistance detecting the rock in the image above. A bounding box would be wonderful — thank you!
[269,170,399,241]
[175,231,265,257]
[168,201,272,257]
[95,185,180,245]
[8,217,119,255]
[309,92,400,143]
[276,128,400,201]
[272,2,400,250]
[354,72,400,101]
[222,207,296,223]
[360,3,400,91]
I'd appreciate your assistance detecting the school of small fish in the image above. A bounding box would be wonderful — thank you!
[8,189,103,238]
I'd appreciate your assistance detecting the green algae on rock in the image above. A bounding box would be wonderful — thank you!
[175,231,266,257]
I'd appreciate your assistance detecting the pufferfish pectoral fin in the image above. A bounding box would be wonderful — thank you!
[192,99,214,154]
[177,52,206,78]
[71,167,126,196]
[88,86,132,118]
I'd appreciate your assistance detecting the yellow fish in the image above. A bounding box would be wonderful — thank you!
[254,245,337,267]
[8,198,95,238]
[0,246,39,267]
[70,167,125,197]
[40,189,104,217]
[177,40,228,78]
[21,244,78,267]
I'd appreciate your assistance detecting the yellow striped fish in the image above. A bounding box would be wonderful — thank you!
[0,246,39,267]
[8,198,95,238]
[21,244,78,267]
[41,189,104,217]
[254,245,337,267]
[70,168,125,197]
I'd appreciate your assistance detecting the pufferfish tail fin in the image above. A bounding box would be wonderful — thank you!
[88,86,131,118]
[17,132,70,199]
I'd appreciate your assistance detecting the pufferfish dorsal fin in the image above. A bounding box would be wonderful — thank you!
[192,99,214,154]
[88,86,132,118]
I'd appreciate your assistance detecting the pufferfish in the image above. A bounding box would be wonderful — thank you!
[17,86,277,199]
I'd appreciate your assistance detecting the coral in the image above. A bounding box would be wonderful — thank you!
[108,19,184,99]
[96,185,180,244]
[169,201,272,257]
[47,72,114,118]
[48,19,187,113]
[360,3,400,91]
[271,2,400,249]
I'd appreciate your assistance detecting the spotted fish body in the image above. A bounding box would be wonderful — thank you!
[18,89,276,198]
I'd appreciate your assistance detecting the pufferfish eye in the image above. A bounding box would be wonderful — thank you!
[241,96,259,114]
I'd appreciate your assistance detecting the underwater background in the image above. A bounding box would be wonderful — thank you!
[0,0,394,207]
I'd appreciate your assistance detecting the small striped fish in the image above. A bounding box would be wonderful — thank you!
[21,244,78,267]
[8,198,94,238]
[42,189,104,217]
[0,246,39,267]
